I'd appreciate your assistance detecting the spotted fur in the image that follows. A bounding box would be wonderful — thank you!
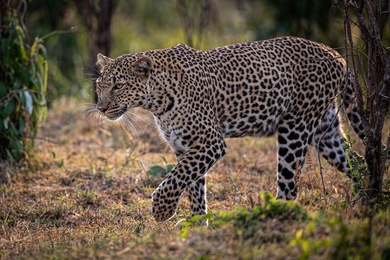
[95,37,360,222]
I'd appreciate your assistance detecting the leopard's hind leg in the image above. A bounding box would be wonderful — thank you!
[311,106,352,178]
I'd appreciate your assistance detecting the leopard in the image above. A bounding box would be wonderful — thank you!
[94,36,363,222]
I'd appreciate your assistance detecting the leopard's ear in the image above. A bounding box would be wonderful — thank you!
[96,53,113,72]
[132,56,153,82]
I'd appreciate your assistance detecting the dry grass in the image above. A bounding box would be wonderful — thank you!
[1,97,389,259]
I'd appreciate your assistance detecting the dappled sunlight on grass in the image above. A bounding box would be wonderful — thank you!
[1,98,389,259]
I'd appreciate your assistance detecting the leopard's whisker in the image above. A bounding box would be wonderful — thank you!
[120,113,137,132]
[126,111,156,129]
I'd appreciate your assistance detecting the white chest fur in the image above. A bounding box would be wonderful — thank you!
[154,116,189,156]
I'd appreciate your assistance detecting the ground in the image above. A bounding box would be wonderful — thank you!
[1,98,389,259]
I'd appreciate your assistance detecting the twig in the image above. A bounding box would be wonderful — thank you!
[317,152,327,207]
[225,170,239,204]
[0,90,26,107]
[25,136,57,144]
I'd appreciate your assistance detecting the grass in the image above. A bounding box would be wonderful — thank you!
[1,98,389,259]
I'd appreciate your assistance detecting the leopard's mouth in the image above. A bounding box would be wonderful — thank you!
[105,105,128,121]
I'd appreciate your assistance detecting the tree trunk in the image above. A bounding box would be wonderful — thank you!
[75,0,118,103]
[342,0,390,200]
[0,1,8,37]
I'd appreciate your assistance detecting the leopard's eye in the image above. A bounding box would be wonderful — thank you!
[112,84,125,91]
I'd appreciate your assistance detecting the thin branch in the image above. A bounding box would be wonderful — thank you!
[0,89,26,107]
[358,52,369,96]
[17,0,29,43]
[352,0,370,35]
[344,0,370,138]
[375,53,390,136]
[364,0,386,60]
[24,136,57,144]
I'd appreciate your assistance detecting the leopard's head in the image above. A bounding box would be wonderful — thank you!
[95,53,153,121]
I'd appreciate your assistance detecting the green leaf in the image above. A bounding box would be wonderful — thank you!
[3,117,10,129]
[4,102,15,117]
[1,38,11,63]
[13,39,27,63]
[180,228,189,238]
[147,164,175,177]
[23,90,33,114]
[165,164,175,173]
[13,78,22,90]
[18,116,25,135]
[147,165,166,176]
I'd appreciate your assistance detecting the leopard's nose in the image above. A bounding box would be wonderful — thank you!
[97,106,108,113]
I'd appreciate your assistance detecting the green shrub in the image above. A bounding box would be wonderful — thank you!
[147,164,175,177]
[0,10,47,161]
[179,192,309,228]
[214,192,308,228]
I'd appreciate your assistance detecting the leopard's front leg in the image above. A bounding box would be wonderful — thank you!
[152,141,226,222]
[188,177,207,217]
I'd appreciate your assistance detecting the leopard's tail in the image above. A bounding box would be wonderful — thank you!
[342,69,390,162]
[340,69,366,142]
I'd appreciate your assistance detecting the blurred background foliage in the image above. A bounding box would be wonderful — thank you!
[0,2,48,161]
[1,0,388,162]
[25,0,376,104]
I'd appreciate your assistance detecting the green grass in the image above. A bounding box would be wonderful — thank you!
[1,98,389,259]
